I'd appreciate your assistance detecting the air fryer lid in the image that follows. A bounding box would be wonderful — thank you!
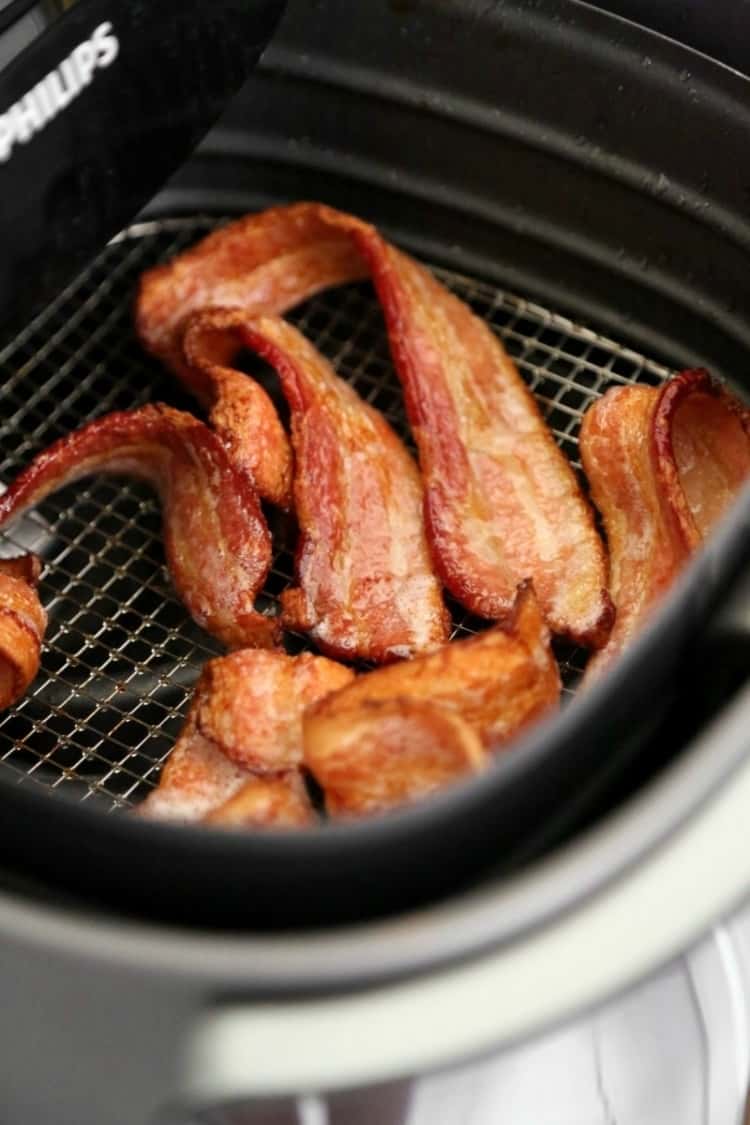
[0,0,286,331]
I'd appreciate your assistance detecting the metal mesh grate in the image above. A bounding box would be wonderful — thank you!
[0,216,674,811]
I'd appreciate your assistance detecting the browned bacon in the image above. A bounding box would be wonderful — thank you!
[0,554,46,710]
[0,405,276,649]
[581,369,750,678]
[137,202,612,646]
[304,583,560,816]
[181,307,293,507]
[204,773,316,829]
[138,649,353,824]
[136,204,367,380]
[304,699,486,819]
[185,310,450,663]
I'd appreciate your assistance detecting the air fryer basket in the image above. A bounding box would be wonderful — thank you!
[2,0,750,932]
[0,216,671,810]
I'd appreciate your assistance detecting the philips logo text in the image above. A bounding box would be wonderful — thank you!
[0,22,119,163]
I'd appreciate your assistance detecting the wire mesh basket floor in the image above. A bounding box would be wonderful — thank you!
[0,216,674,811]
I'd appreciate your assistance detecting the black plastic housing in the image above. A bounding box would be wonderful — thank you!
[596,0,750,75]
[0,0,285,330]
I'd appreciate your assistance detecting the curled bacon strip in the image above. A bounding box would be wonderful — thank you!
[580,369,750,678]
[304,583,560,816]
[139,649,352,825]
[655,370,750,543]
[185,310,450,663]
[180,311,293,507]
[0,405,276,650]
[189,648,354,772]
[137,202,612,647]
[137,205,366,507]
[0,554,46,710]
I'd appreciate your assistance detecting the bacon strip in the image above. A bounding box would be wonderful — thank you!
[205,773,316,829]
[190,648,354,772]
[180,311,293,507]
[304,583,560,816]
[581,369,750,678]
[305,699,486,819]
[0,405,276,650]
[137,202,612,647]
[136,205,367,381]
[138,649,352,825]
[138,720,251,825]
[185,310,450,663]
[351,229,612,646]
[655,370,750,543]
[0,554,46,710]
[137,206,366,507]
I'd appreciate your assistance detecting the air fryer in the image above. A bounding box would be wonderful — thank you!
[4,2,750,1124]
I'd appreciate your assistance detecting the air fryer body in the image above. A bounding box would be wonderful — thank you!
[3,1,750,1123]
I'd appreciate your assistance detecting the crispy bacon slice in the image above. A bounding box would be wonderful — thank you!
[181,309,293,507]
[581,369,750,678]
[137,202,611,646]
[137,205,366,507]
[190,648,354,772]
[304,583,560,815]
[136,204,367,381]
[580,385,684,681]
[655,370,750,543]
[305,699,486,819]
[185,310,450,663]
[138,717,251,825]
[204,773,316,829]
[138,649,352,824]
[0,554,46,710]
[351,229,612,647]
[0,405,276,649]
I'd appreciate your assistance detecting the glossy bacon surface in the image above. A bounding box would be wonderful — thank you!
[138,649,352,824]
[137,202,612,646]
[0,405,276,649]
[0,554,46,710]
[581,369,750,678]
[185,310,450,663]
[304,583,560,816]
